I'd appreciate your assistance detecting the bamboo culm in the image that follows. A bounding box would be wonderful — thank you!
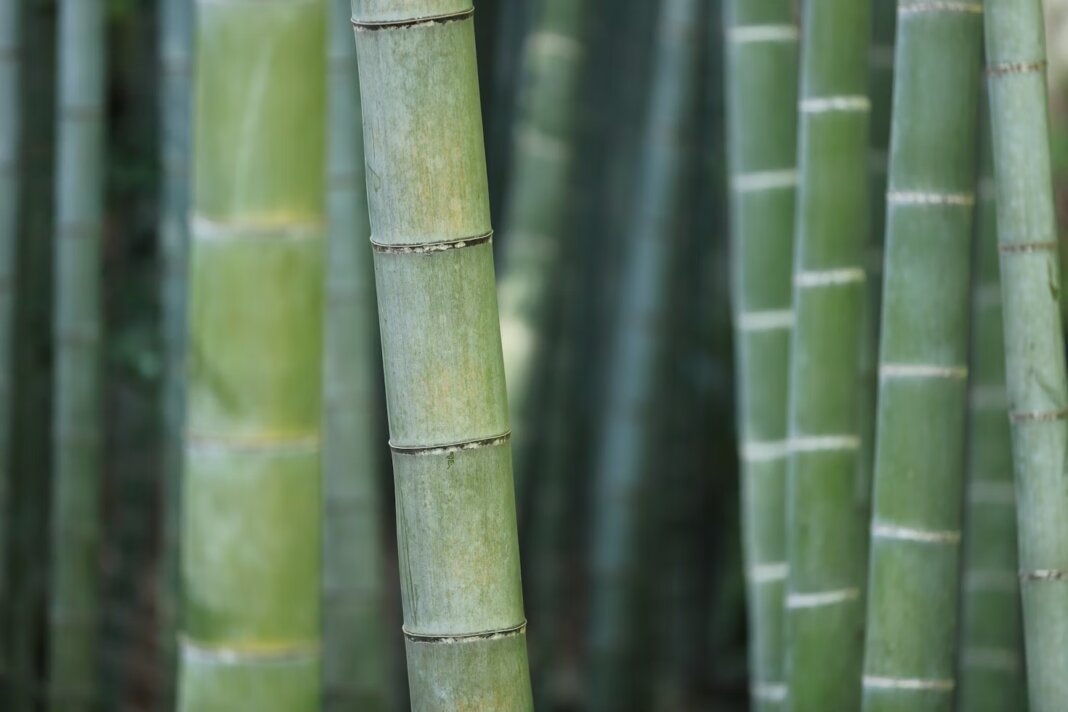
[158,0,192,704]
[351,2,533,708]
[985,0,1068,708]
[785,0,872,707]
[178,0,327,708]
[956,88,1026,712]
[724,0,798,709]
[586,0,701,708]
[322,0,389,707]
[48,0,105,706]
[497,0,589,515]
[0,0,20,658]
[861,2,983,710]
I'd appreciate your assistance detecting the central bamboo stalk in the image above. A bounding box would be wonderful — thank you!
[351,2,533,708]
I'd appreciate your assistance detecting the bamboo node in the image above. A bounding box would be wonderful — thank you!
[998,240,1058,254]
[987,60,1047,77]
[403,620,526,644]
[899,2,983,15]
[731,169,798,193]
[352,7,474,31]
[790,435,861,453]
[1009,408,1068,423]
[794,267,866,288]
[886,191,975,207]
[737,310,794,332]
[180,636,321,666]
[751,683,787,701]
[871,523,962,544]
[799,95,871,114]
[879,363,968,380]
[747,562,788,584]
[390,431,511,456]
[1020,569,1068,582]
[370,231,493,255]
[786,587,860,609]
[727,25,799,44]
[863,675,955,691]
[740,439,791,462]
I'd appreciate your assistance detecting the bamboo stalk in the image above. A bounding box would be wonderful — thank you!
[48,0,106,705]
[785,0,873,707]
[985,0,1068,707]
[497,0,589,515]
[351,2,533,708]
[158,0,192,704]
[861,2,983,710]
[321,0,388,707]
[957,88,1025,712]
[724,1,799,709]
[178,0,327,708]
[586,0,701,708]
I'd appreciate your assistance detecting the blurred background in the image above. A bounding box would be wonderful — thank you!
[5,0,1068,710]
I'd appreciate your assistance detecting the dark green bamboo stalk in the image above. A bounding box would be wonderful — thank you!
[785,0,872,708]
[861,3,983,710]
[0,0,20,673]
[322,0,388,707]
[586,0,701,708]
[497,0,589,511]
[957,89,1025,712]
[158,0,192,704]
[178,0,326,708]
[48,0,105,706]
[724,1,798,709]
[985,1,1068,708]
[351,3,533,708]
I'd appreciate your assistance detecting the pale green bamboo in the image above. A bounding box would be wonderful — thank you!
[0,0,20,672]
[497,0,589,512]
[861,3,983,710]
[48,0,105,706]
[957,89,1025,712]
[351,3,533,708]
[586,0,701,708]
[321,0,388,707]
[785,0,872,707]
[178,0,326,708]
[724,1,798,710]
[158,0,192,704]
[985,1,1068,708]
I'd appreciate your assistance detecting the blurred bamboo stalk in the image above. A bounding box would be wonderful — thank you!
[985,0,1068,708]
[48,0,106,705]
[957,88,1026,712]
[352,1,533,707]
[785,0,872,707]
[157,0,192,704]
[179,0,327,707]
[861,2,983,710]
[321,0,388,707]
[724,0,799,709]
[586,0,701,708]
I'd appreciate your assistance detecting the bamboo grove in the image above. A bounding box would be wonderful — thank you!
[1,0,1068,710]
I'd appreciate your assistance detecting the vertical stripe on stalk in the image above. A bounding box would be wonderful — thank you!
[351,2,534,707]
[178,0,327,709]
[985,0,1068,708]
[785,0,873,708]
[724,0,799,710]
[48,0,105,707]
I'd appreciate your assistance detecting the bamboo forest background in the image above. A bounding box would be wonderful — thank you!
[4,0,1068,710]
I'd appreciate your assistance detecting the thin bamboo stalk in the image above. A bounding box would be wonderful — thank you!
[351,2,533,707]
[586,0,701,708]
[178,0,327,708]
[861,2,983,710]
[157,0,192,704]
[785,0,872,707]
[321,0,388,707]
[724,1,799,709]
[48,0,106,705]
[956,88,1025,712]
[985,0,1068,708]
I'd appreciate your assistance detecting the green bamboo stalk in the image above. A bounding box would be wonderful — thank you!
[48,0,106,705]
[724,1,798,709]
[351,3,533,708]
[158,0,192,704]
[785,0,872,707]
[861,3,983,710]
[985,1,1068,708]
[178,0,326,708]
[0,0,20,677]
[957,88,1025,712]
[321,0,388,707]
[497,0,589,513]
[586,0,701,708]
